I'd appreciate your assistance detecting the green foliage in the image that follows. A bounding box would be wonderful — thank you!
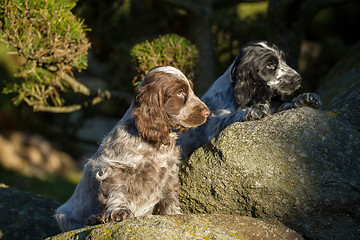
[236,1,268,21]
[0,0,90,109]
[130,34,198,85]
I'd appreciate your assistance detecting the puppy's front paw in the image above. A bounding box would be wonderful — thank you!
[85,214,104,226]
[245,103,270,121]
[292,93,321,109]
[104,207,134,223]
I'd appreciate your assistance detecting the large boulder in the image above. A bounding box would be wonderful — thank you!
[317,43,360,128]
[46,214,303,240]
[179,107,360,240]
[0,184,61,240]
[179,42,360,240]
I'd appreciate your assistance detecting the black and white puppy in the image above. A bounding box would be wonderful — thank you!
[178,40,321,158]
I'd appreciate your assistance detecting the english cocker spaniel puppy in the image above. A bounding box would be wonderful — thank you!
[55,66,210,232]
[178,40,321,158]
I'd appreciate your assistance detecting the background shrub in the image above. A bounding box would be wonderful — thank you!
[0,0,90,109]
[130,34,198,86]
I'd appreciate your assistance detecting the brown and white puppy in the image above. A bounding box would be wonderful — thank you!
[55,66,210,232]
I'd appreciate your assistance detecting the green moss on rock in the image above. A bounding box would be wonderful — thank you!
[179,107,360,240]
[47,214,302,240]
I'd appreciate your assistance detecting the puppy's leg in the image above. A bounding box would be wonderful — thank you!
[276,93,321,113]
[104,207,134,222]
[85,205,134,226]
[291,92,321,109]
[104,190,134,223]
[55,167,100,231]
[205,102,270,140]
[157,171,182,215]
[243,102,270,121]
[84,213,105,226]
[87,182,134,225]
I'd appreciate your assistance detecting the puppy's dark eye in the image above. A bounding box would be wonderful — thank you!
[176,90,187,103]
[177,90,185,97]
[266,63,277,70]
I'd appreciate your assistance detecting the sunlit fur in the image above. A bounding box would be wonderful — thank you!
[55,66,210,232]
[178,40,321,158]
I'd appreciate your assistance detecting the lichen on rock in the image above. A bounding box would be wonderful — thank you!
[47,214,303,240]
[179,107,360,240]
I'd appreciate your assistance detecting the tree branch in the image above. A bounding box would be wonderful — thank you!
[32,89,133,113]
[33,104,82,113]
[61,72,133,100]
[62,72,91,96]
[28,73,134,113]
[89,88,133,104]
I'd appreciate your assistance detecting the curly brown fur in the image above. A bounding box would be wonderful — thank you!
[55,66,210,232]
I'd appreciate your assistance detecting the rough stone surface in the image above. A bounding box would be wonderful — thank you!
[179,107,360,240]
[46,214,303,240]
[317,43,360,128]
[0,184,61,240]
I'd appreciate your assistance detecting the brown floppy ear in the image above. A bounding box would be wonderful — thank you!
[132,82,171,145]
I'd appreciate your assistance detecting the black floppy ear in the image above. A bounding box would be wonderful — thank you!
[231,48,274,109]
[231,59,257,109]
[132,82,171,145]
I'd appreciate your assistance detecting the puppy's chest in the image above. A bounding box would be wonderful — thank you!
[137,148,179,183]
[128,151,178,212]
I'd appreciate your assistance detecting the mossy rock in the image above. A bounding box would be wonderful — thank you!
[0,184,61,240]
[179,107,360,240]
[317,43,360,106]
[317,43,360,128]
[47,214,302,240]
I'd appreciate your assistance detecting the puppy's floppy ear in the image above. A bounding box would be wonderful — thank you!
[231,46,273,109]
[231,55,257,109]
[132,79,171,145]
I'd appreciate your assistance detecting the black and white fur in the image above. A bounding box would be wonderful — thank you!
[178,40,321,158]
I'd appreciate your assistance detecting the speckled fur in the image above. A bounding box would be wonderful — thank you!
[55,66,209,232]
[178,41,321,158]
